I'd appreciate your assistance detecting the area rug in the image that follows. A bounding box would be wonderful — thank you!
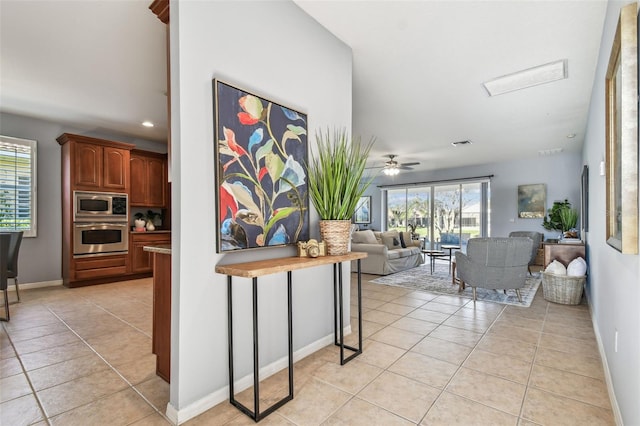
[370,264,541,307]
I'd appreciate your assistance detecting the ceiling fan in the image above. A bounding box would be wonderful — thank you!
[367,154,420,176]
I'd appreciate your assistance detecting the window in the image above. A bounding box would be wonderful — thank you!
[0,136,37,237]
[383,177,491,252]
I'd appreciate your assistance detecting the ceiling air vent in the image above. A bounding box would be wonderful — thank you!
[538,148,564,156]
[451,140,472,147]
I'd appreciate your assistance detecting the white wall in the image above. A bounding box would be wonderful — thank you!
[0,112,166,286]
[169,0,352,421]
[365,152,582,239]
[582,1,640,424]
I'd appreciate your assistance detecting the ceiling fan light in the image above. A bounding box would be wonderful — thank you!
[383,167,399,176]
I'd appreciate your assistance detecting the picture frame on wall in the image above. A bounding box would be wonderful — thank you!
[604,3,638,254]
[354,196,371,224]
[213,79,309,252]
[517,184,546,219]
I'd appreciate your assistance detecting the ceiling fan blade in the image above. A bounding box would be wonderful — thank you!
[399,162,420,167]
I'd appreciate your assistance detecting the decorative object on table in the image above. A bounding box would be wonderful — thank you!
[134,216,146,232]
[542,256,587,305]
[145,210,161,231]
[542,199,579,239]
[354,196,371,224]
[517,183,546,218]
[213,79,309,252]
[296,239,326,258]
[558,205,579,239]
[307,128,375,255]
[605,3,638,254]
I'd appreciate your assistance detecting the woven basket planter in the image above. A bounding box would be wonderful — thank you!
[542,272,586,305]
[319,220,351,255]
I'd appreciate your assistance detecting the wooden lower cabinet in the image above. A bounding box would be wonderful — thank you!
[72,254,128,283]
[130,232,171,273]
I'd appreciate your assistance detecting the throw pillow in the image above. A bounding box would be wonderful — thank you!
[545,259,567,275]
[352,230,377,244]
[398,232,407,248]
[567,257,587,276]
[381,235,400,250]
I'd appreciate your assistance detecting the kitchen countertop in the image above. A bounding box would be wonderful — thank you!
[143,244,171,254]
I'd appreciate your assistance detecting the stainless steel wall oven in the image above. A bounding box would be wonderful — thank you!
[73,191,128,256]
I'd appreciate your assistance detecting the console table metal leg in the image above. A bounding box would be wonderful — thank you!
[228,275,294,422]
[333,261,363,365]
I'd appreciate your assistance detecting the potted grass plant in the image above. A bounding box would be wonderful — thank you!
[307,128,375,255]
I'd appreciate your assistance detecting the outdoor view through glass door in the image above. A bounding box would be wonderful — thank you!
[385,180,489,253]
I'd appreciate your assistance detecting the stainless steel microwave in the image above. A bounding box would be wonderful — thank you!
[74,191,128,222]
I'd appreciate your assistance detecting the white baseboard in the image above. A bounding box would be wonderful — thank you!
[166,325,352,425]
[6,279,63,291]
[586,292,623,425]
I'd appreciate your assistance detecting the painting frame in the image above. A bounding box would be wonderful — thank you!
[605,3,638,254]
[581,165,589,234]
[213,79,309,253]
[517,184,546,219]
[354,196,371,224]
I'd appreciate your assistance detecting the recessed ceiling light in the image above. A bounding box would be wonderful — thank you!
[142,121,154,128]
[483,59,568,97]
[538,148,564,156]
[566,133,576,139]
[451,140,472,147]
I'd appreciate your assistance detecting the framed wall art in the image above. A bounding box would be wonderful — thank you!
[605,3,638,254]
[213,79,309,252]
[354,196,371,224]
[517,184,546,219]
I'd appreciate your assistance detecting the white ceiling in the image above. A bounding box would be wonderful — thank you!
[1,1,607,172]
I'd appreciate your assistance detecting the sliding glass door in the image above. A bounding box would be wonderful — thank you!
[384,179,489,252]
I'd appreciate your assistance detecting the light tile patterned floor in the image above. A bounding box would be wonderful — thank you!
[0,272,615,425]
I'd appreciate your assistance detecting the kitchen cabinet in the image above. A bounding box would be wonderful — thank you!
[130,232,171,273]
[130,150,168,207]
[59,134,132,192]
[73,254,128,281]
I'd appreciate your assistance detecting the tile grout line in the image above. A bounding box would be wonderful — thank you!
[1,321,54,426]
[45,307,173,425]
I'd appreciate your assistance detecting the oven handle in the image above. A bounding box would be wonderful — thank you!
[74,223,129,228]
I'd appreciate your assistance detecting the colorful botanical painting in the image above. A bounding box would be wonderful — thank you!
[213,80,309,252]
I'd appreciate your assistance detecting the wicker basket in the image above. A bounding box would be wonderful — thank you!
[319,220,351,255]
[542,272,586,305]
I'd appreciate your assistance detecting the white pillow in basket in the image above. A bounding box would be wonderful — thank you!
[545,260,567,275]
[567,257,587,276]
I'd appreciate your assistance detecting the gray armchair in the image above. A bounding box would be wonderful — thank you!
[455,237,533,304]
[508,231,543,275]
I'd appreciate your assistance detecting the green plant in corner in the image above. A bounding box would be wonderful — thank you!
[542,199,572,232]
[307,128,376,220]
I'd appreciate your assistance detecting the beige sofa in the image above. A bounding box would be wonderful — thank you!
[350,230,423,275]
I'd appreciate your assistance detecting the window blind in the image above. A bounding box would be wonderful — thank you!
[0,136,37,237]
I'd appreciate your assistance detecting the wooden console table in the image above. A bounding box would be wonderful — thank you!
[543,241,585,267]
[215,252,367,422]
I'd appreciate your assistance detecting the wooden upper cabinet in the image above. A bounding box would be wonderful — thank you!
[58,133,134,192]
[103,146,130,190]
[74,143,102,188]
[130,149,167,207]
